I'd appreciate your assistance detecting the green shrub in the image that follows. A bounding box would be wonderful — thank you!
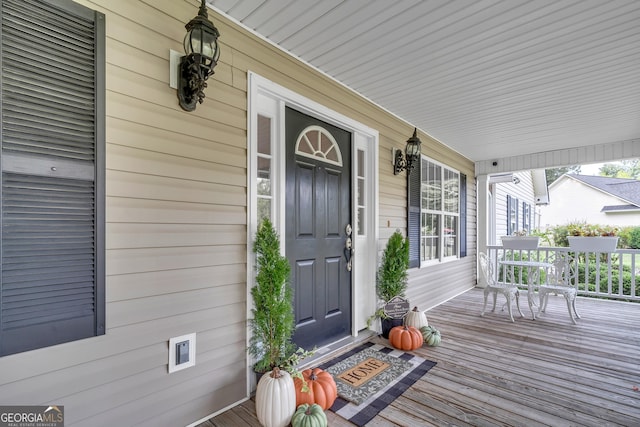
[627,227,640,249]
[376,230,409,302]
[551,224,570,247]
[249,218,295,373]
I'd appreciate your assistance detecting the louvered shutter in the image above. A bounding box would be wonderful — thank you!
[407,158,421,268]
[0,0,105,356]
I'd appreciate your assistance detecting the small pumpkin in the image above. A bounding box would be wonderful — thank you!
[291,403,328,427]
[294,368,337,410]
[256,367,296,427]
[404,306,429,329]
[388,325,423,351]
[420,325,442,347]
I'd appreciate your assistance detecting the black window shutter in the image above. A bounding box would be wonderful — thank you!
[407,158,421,268]
[0,0,105,356]
[459,173,467,258]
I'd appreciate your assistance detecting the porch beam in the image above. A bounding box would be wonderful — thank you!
[475,138,640,175]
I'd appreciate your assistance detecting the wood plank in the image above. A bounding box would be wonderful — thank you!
[203,289,640,427]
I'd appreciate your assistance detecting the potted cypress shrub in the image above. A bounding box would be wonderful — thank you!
[371,230,410,338]
[248,219,313,383]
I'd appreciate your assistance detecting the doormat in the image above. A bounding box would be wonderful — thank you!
[318,342,437,427]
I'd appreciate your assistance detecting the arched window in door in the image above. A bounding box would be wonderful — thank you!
[295,125,343,166]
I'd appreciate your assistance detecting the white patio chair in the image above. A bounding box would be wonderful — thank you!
[478,252,524,322]
[537,253,581,324]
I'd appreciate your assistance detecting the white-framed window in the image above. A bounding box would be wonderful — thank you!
[522,202,531,233]
[507,195,519,235]
[420,157,460,263]
[256,114,273,222]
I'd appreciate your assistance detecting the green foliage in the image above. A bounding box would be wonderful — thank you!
[577,263,640,298]
[249,218,296,373]
[550,224,570,247]
[376,230,409,302]
[531,228,553,246]
[566,221,618,237]
[625,227,640,249]
[598,159,640,179]
[548,221,621,247]
[497,252,548,284]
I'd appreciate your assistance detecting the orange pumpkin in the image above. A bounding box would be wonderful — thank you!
[389,325,423,351]
[294,367,338,410]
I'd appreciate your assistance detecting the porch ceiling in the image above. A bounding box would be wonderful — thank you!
[209,0,640,163]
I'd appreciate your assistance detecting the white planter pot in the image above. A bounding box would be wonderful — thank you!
[501,236,539,250]
[568,236,619,252]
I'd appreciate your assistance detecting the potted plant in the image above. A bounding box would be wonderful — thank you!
[567,222,619,252]
[501,230,540,250]
[248,218,313,381]
[369,230,410,338]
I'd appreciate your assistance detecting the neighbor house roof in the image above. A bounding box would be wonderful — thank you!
[569,175,640,211]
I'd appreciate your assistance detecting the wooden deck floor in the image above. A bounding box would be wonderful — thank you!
[201,288,640,426]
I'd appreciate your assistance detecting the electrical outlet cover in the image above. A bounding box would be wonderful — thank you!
[168,333,196,373]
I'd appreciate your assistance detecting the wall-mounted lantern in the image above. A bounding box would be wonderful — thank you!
[178,0,220,111]
[393,128,422,175]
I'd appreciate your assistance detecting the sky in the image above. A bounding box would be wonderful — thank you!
[579,163,603,175]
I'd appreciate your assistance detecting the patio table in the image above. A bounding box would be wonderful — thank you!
[498,260,553,320]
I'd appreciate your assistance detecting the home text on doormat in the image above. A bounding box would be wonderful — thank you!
[336,357,390,387]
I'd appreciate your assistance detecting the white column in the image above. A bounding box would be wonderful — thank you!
[476,174,489,287]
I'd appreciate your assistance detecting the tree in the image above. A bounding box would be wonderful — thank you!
[599,159,640,179]
[545,166,581,186]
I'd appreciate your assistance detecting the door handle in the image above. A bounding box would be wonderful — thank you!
[344,224,353,271]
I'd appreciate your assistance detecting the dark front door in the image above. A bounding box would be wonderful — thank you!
[285,107,352,349]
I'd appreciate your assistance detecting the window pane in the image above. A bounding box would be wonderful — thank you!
[357,207,365,236]
[444,215,458,257]
[422,160,441,210]
[510,199,518,232]
[295,127,342,166]
[443,169,459,213]
[357,149,364,177]
[356,149,365,236]
[421,213,439,261]
[357,178,364,206]
[257,115,271,155]
[257,198,271,222]
[257,156,271,196]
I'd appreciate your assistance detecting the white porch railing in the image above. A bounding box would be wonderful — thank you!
[486,245,640,302]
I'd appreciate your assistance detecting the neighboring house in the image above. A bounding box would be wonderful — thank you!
[0,1,475,426]
[487,170,549,244]
[540,174,640,228]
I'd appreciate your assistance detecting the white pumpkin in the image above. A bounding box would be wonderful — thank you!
[404,306,429,329]
[256,367,296,427]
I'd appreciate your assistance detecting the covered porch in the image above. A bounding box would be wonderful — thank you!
[202,288,640,426]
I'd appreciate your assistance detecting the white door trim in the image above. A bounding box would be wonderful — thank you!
[247,72,379,393]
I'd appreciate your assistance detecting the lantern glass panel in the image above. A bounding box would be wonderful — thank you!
[406,141,420,157]
[185,28,217,59]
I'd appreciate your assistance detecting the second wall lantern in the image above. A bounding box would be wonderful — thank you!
[393,128,422,175]
[178,0,221,111]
